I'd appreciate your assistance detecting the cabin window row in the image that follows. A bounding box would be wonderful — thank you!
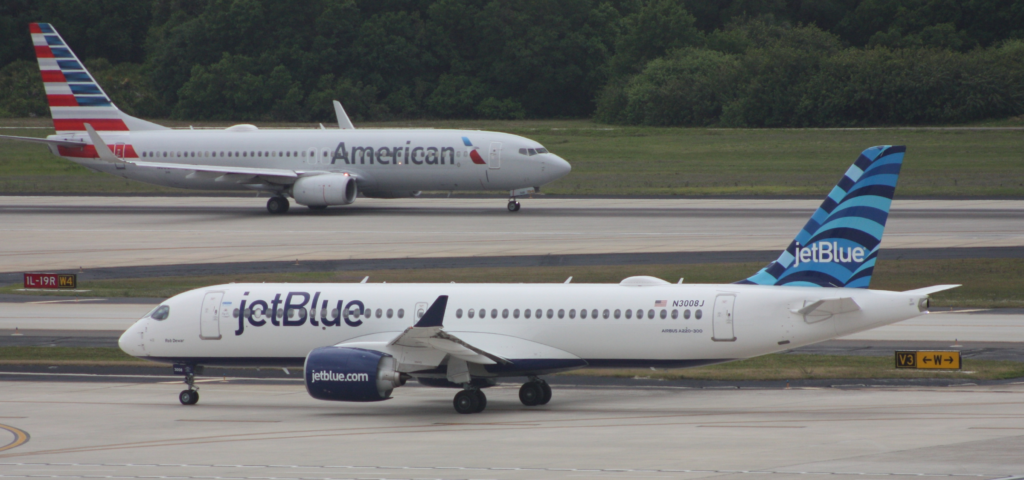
[233,306,404,319]
[454,308,702,320]
[141,151,310,159]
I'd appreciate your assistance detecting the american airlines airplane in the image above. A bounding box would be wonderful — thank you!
[119,145,959,413]
[1,23,571,213]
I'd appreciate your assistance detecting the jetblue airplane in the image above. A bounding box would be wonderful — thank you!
[119,145,958,413]
[0,23,571,213]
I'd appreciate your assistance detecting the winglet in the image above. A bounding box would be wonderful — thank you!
[333,100,355,130]
[84,124,122,163]
[414,295,448,328]
[903,285,961,296]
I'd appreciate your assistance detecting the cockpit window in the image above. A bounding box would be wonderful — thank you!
[150,305,170,320]
[536,147,549,154]
[528,148,537,155]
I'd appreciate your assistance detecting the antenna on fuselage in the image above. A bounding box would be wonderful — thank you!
[333,100,355,130]
[564,276,572,284]
[360,276,369,283]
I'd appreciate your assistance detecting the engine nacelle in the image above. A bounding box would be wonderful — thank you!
[292,174,357,206]
[304,347,405,402]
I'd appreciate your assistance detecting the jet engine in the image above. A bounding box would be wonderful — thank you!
[292,174,357,207]
[304,347,406,402]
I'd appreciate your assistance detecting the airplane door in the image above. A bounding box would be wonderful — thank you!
[414,301,429,320]
[199,291,224,340]
[712,294,736,342]
[113,143,126,170]
[489,142,502,169]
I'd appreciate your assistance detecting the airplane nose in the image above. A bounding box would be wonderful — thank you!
[119,322,141,356]
[548,155,571,180]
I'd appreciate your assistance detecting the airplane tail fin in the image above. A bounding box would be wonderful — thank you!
[736,145,905,289]
[29,23,167,134]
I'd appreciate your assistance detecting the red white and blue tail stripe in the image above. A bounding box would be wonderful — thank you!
[30,22,166,135]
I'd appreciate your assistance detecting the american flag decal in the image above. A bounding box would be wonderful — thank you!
[654,300,667,307]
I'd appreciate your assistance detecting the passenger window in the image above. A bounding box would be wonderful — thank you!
[456,309,463,318]
[376,308,382,318]
[387,308,393,318]
[671,309,679,319]
[557,309,564,319]
[150,305,170,320]
[536,309,543,319]
[637,309,645,319]
[491,309,498,319]
[614,309,621,319]
[591,309,598,319]
[468,308,475,318]
[602,309,610,319]
[569,309,576,319]
[524,309,531,319]
[502,308,509,319]
[648,309,655,319]
[695,309,702,319]
[513,309,520,318]
[660,310,668,319]
[546,309,554,319]
[625,309,632,319]
[398,308,405,318]
[580,309,587,319]
[684,309,691,319]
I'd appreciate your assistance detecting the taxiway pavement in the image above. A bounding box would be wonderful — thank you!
[2,196,1022,273]
[0,380,1021,479]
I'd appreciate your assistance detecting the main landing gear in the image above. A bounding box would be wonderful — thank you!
[179,372,199,405]
[519,377,551,407]
[267,196,290,214]
[453,387,487,414]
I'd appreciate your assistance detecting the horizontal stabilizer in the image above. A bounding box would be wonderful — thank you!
[903,285,961,295]
[0,134,86,148]
[791,297,859,323]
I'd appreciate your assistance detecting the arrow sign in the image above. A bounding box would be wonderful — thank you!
[896,351,961,370]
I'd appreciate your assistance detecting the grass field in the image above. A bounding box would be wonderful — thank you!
[2,117,1022,196]
[4,258,1021,308]
[1,346,1019,380]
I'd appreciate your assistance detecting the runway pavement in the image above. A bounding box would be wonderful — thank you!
[0,380,1022,479]
[2,196,1022,273]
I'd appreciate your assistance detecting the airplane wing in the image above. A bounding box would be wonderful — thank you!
[83,123,335,184]
[338,296,584,377]
[388,296,510,366]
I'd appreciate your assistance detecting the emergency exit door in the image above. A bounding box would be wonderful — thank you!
[199,291,224,339]
[712,294,736,341]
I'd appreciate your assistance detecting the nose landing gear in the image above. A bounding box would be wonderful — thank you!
[507,198,521,212]
[179,372,199,405]
[453,386,488,414]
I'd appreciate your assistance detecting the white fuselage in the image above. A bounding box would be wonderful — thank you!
[119,282,928,376]
[49,128,571,195]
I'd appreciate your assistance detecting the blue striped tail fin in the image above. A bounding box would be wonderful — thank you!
[736,145,905,289]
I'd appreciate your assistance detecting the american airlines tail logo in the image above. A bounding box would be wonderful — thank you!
[792,242,867,267]
[310,370,370,383]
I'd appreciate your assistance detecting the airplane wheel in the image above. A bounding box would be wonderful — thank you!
[179,389,198,405]
[507,200,521,212]
[454,390,480,414]
[539,381,552,405]
[267,197,290,214]
[474,390,487,413]
[519,382,543,406]
[514,202,521,211]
